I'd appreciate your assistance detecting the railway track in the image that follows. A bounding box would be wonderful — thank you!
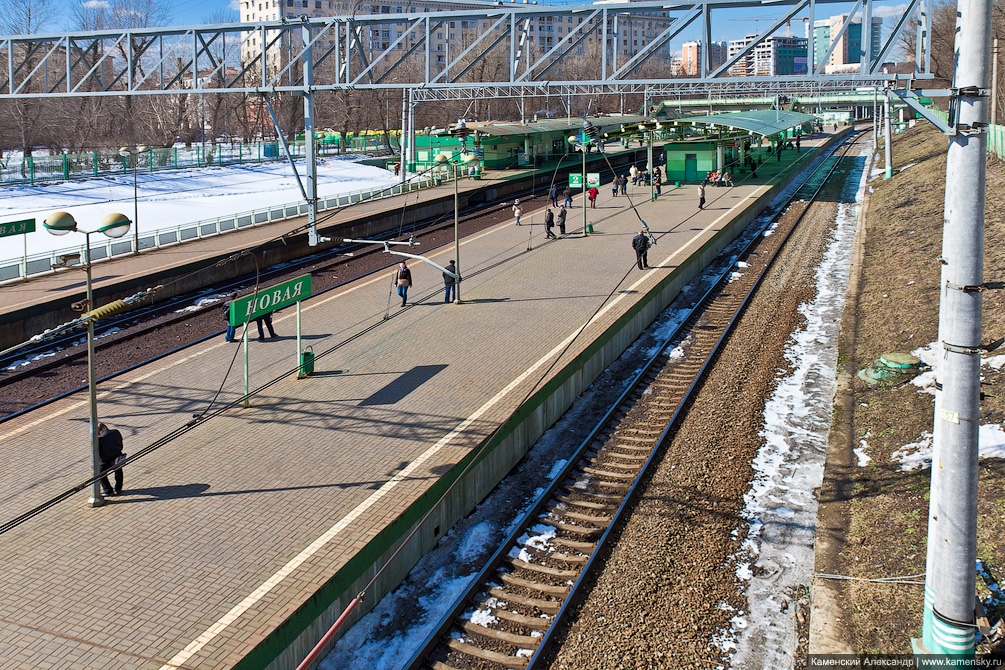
[403,132,863,670]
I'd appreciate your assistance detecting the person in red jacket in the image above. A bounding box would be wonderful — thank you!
[587,186,599,208]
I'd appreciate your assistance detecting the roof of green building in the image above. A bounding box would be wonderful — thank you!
[675,110,818,137]
[466,115,647,138]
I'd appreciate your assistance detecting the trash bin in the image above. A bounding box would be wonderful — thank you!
[586,224,594,234]
[299,346,314,379]
[675,181,681,188]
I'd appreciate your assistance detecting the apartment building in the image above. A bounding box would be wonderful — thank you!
[681,40,727,76]
[811,14,883,71]
[728,34,807,77]
[239,0,675,77]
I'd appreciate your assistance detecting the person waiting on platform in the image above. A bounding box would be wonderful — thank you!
[587,186,599,208]
[630,164,639,185]
[98,422,125,496]
[723,171,733,187]
[563,186,573,208]
[557,205,567,235]
[223,293,238,342]
[545,208,557,239]
[255,313,277,341]
[512,199,523,226]
[396,261,412,307]
[620,175,628,196]
[632,230,651,270]
[443,260,457,303]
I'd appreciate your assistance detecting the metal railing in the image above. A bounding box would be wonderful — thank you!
[0,136,399,186]
[0,174,431,284]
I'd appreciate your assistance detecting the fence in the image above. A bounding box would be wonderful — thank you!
[0,172,431,284]
[0,135,399,186]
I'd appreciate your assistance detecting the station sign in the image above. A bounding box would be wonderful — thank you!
[0,218,35,238]
[229,274,312,326]
[569,173,583,188]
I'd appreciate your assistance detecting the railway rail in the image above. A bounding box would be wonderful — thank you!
[402,132,863,670]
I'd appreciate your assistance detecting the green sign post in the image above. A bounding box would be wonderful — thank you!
[2,218,36,282]
[229,274,312,326]
[229,274,313,405]
[0,218,35,238]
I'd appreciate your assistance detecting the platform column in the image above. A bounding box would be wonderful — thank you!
[884,91,893,179]
[302,22,321,246]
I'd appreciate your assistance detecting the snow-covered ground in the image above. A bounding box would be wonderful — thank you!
[727,148,870,668]
[0,157,398,262]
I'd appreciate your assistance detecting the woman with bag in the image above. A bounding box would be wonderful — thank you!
[396,261,412,306]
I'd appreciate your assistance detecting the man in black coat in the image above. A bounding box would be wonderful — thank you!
[97,422,125,496]
[544,209,557,239]
[632,230,651,270]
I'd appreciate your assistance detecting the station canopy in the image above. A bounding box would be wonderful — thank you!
[464,115,646,138]
[673,110,818,137]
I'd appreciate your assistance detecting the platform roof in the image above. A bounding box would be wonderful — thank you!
[675,110,818,137]
[465,115,646,138]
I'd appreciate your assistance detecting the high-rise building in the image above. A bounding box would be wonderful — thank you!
[811,14,883,71]
[681,40,727,76]
[239,0,675,77]
[729,34,807,76]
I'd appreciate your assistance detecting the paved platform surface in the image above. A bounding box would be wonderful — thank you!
[0,135,833,669]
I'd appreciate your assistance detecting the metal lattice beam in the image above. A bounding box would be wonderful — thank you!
[0,0,932,100]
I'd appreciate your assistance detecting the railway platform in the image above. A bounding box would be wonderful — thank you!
[0,131,842,670]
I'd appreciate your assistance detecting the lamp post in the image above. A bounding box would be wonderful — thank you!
[43,210,132,507]
[118,146,148,254]
[567,119,599,237]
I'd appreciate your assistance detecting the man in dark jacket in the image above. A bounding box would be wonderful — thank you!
[443,260,457,303]
[97,422,125,496]
[632,230,650,270]
[544,209,557,239]
[223,293,237,342]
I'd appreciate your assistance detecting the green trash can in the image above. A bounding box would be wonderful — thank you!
[675,181,681,188]
[299,346,315,379]
[586,224,594,234]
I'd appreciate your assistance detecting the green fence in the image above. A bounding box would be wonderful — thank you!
[0,135,400,186]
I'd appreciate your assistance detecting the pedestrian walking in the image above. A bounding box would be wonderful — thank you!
[620,175,628,196]
[611,179,619,197]
[395,261,412,306]
[698,184,706,210]
[512,199,523,226]
[795,135,801,151]
[588,186,599,208]
[557,205,567,235]
[97,422,125,496]
[255,312,277,341]
[632,230,651,270]
[629,164,638,185]
[563,186,573,208]
[443,260,457,303]
[544,208,557,239]
[223,293,237,342]
[653,166,662,183]
[654,175,662,197]
[394,162,401,176]
[549,184,558,207]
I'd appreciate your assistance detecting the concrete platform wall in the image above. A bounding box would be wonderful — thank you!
[245,133,848,670]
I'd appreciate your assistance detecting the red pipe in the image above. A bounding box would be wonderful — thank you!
[295,596,362,670]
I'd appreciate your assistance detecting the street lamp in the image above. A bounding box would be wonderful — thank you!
[118,146,148,254]
[43,210,132,508]
[433,119,476,304]
[567,119,600,237]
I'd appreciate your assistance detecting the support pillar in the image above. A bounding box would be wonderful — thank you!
[400,89,407,185]
[884,91,893,179]
[302,22,322,246]
[919,0,992,659]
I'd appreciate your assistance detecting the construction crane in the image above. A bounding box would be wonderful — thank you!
[729,16,809,38]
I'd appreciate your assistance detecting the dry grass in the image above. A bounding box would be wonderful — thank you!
[836,123,1005,652]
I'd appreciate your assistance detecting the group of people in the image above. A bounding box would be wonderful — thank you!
[702,170,733,188]
[222,293,278,342]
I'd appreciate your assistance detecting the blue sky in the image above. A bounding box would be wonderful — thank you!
[155,0,909,52]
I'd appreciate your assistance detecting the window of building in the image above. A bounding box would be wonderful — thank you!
[381,5,389,11]
[449,21,455,28]
[302,0,307,6]
[437,32,442,39]
[287,0,292,5]
[315,1,320,7]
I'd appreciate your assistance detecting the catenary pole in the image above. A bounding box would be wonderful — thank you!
[873,87,878,147]
[303,22,321,246]
[884,90,893,179]
[919,0,992,658]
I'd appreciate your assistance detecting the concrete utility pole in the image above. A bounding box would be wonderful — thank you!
[884,90,893,179]
[919,0,992,659]
[993,36,999,127]
[302,22,322,247]
[873,87,878,147]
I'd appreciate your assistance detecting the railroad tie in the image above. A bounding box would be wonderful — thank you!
[444,637,529,669]
[536,516,603,536]
[457,619,540,647]
[499,572,570,597]
[488,586,562,614]
[504,556,580,579]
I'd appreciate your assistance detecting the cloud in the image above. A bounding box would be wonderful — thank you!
[229,0,241,10]
[81,0,112,8]
[871,4,909,19]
